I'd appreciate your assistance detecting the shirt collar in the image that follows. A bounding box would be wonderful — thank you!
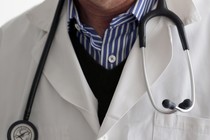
[131,0,157,21]
[68,0,85,30]
[68,0,157,24]
[68,0,77,20]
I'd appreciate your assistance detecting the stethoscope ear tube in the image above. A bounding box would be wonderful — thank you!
[139,0,195,114]
[7,0,66,140]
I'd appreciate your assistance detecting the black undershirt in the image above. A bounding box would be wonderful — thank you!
[68,20,125,125]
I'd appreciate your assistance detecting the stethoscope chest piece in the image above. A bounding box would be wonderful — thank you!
[7,120,38,140]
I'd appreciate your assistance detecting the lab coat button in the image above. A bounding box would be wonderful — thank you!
[98,135,108,140]
[108,55,116,63]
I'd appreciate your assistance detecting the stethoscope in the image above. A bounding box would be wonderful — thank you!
[7,0,195,139]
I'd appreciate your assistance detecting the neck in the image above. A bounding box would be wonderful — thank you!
[75,0,136,37]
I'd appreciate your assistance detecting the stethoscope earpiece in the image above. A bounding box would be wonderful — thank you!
[162,99,193,111]
[162,99,176,110]
[178,99,192,109]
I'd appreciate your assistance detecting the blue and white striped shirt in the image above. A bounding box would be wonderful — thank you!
[68,0,156,69]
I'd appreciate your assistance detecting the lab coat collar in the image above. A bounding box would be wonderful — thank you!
[166,0,200,25]
[26,0,58,32]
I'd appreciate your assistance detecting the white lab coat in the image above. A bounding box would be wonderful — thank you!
[1,0,210,139]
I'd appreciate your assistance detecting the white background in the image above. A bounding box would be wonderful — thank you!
[0,0,44,27]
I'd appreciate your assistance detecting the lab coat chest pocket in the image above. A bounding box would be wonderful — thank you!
[153,113,210,140]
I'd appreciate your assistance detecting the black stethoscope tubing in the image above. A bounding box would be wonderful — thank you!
[7,0,195,139]
[139,0,189,50]
[24,0,66,121]
[7,0,66,139]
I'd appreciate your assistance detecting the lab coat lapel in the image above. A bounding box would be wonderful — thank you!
[98,0,200,137]
[29,0,100,134]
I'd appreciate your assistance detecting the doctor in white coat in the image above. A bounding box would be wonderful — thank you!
[1,0,210,139]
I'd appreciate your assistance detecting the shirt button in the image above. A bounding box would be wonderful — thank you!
[108,55,116,63]
[74,24,80,31]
